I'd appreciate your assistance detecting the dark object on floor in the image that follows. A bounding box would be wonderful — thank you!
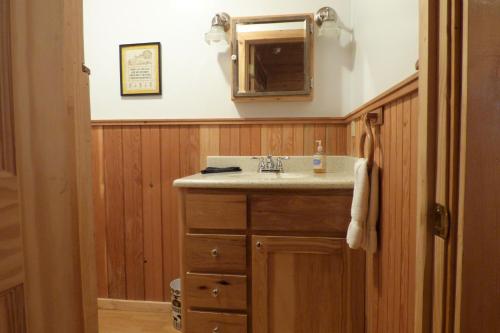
[201,166,242,174]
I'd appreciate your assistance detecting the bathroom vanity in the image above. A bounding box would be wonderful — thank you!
[174,157,365,333]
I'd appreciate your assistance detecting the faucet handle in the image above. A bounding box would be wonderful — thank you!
[252,156,266,172]
[276,156,289,172]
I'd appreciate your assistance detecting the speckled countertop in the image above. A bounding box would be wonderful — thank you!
[173,156,358,190]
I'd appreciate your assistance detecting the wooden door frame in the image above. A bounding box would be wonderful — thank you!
[415,0,439,330]
[9,0,98,331]
[415,0,464,332]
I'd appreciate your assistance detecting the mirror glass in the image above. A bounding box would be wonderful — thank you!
[232,16,312,99]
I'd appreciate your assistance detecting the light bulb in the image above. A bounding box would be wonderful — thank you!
[319,20,341,38]
[205,26,228,46]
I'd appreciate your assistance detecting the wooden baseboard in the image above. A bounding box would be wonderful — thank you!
[98,298,171,313]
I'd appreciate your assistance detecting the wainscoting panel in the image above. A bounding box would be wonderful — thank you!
[92,122,347,301]
[348,90,419,333]
[92,74,419,332]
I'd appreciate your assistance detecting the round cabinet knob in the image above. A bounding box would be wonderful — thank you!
[256,241,263,249]
[211,248,219,257]
[213,327,219,333]
[211,288,219,298]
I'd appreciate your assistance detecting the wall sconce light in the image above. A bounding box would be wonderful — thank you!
[205,12,231,47]
[315,7,352,38]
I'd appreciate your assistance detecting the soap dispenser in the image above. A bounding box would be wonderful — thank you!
[313,140,326,173]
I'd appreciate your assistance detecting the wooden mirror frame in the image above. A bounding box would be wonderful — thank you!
[230,14,314,102]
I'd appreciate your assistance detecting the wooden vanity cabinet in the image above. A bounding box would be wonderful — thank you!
[179,189,365,333]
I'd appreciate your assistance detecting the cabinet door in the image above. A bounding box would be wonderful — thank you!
[252,236,347,333]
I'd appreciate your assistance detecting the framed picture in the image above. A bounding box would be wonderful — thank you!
[120,42,162,96]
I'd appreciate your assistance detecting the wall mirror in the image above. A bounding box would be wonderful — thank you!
[231,14,313,102]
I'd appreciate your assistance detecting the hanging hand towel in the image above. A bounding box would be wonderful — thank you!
[347,158,369,249]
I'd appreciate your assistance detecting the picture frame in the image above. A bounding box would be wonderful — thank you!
[119,42,162,96]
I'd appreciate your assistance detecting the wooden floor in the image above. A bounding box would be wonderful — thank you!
[98,308,177,333]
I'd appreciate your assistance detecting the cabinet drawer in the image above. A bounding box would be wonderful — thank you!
[185,273,247,311]
[186,310,247,333]
[185,234,247,273]
[186,193,247,230]
[250,193,352,234]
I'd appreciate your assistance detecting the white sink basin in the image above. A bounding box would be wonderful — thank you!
[224,172,307,180]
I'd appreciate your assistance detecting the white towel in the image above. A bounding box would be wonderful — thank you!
[347,159,370,249]
[364,164,379,253]
[347,158,379,252]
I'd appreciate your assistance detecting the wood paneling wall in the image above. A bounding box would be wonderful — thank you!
[348,89,419,333]
[91,74,419,333]
[91,122,347,301]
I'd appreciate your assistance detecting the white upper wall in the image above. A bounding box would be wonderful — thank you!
[349,0,419,110]
[84,0,418,120]
[84,0,352,120]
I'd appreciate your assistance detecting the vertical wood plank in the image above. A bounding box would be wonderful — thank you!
[292,124,304,155]
[326,125,346,155]
[239,125,252,156]
[408,93,418,333]
[179,126,200,176]
[282,124,304,156]
[380,103,392,333]
[261,125,282,156]
[219,125,239,156]
[303,124,315,155]
[282,124,295,156]
[250,125,262,156]
[336,125,348,155]
[103,126,126,299]
[122,126,145,300]
[142,126,163,301]
[161,126,181,301]
[91,126,108,298]
[388,101,399,332]
[393,99,404,332]
[400,96,412,332]
[240,125,262,156]
[199,125,220,169]
[346,122,353,156]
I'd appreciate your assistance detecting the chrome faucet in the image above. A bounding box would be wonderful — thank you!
[252,155,289,173]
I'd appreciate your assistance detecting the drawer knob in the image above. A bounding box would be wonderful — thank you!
[211,288,219,297]
[213,327,219,333]
[256,241,263,249]
[211,248,219,257]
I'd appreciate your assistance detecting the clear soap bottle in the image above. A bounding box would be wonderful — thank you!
[313,140,326,173]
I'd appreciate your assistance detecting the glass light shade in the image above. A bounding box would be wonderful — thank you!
[204,26,228,46]
[319,20,341,38]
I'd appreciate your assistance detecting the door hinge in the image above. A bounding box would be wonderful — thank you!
[310,77,314,89]
[432,203,449,239]
[82,64,91,75]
